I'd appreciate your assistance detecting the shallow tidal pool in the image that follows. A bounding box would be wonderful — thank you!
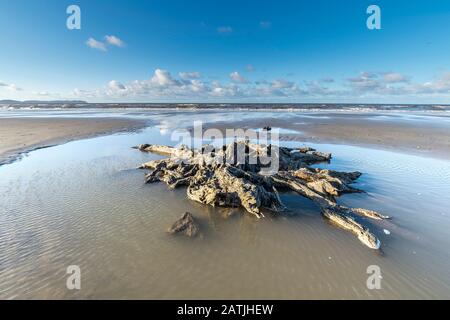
[0,116,449,299]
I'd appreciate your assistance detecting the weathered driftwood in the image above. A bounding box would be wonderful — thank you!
[135,142,389,250]
[168,212,199,237]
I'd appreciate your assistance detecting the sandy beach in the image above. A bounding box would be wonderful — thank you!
[1,112,449,167]
[0,117,146,165]
[0,110,449,299]
[201,113,450,160]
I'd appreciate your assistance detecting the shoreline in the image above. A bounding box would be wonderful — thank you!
[0,117,147,166]
[200,113,450,161]
[1,111,449,167]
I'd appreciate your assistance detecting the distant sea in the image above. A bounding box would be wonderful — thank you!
[1,102,450,112]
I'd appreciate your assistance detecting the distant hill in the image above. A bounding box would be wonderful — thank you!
[0,100,19,104]
[0,100,87,104]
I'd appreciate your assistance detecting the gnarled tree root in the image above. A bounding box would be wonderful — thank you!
[135,142,390,250]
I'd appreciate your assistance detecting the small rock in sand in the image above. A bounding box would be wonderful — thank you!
[168,212,200,237]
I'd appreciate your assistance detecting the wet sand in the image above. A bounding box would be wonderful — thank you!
[0,112,449,299]
[1,112,449,166]
[201,113,450,160]
[1,124,449,299]
[0,117,146,165]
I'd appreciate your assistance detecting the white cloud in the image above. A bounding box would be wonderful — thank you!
[105,35,125,47]
[230,71,248,83]
[404,72,450,94]
[86,37,107,51]
[211,83,243,97]
[383,72,410,83]
[9,84,22,91]
[108,80,126,91]
[304,81,341,96]
[271,79,295,89]
[0,82,22,91]
[67,69,450,102]
[347,72,383,92]
[32,91,50,96]
[189,79,207,93]
[217,26,233,34]
[179,72,201,80]
[86,35,125,51]
[71,88,102,98]
[344,71,450,96]
[151,69,180,87]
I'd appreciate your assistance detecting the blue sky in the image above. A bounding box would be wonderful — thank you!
[1,0,450,103]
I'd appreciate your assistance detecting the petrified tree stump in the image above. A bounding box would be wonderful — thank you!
[136,141,390,250]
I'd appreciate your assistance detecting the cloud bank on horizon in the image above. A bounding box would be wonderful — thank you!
[1,0,450,103]
[65,69,450,102]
